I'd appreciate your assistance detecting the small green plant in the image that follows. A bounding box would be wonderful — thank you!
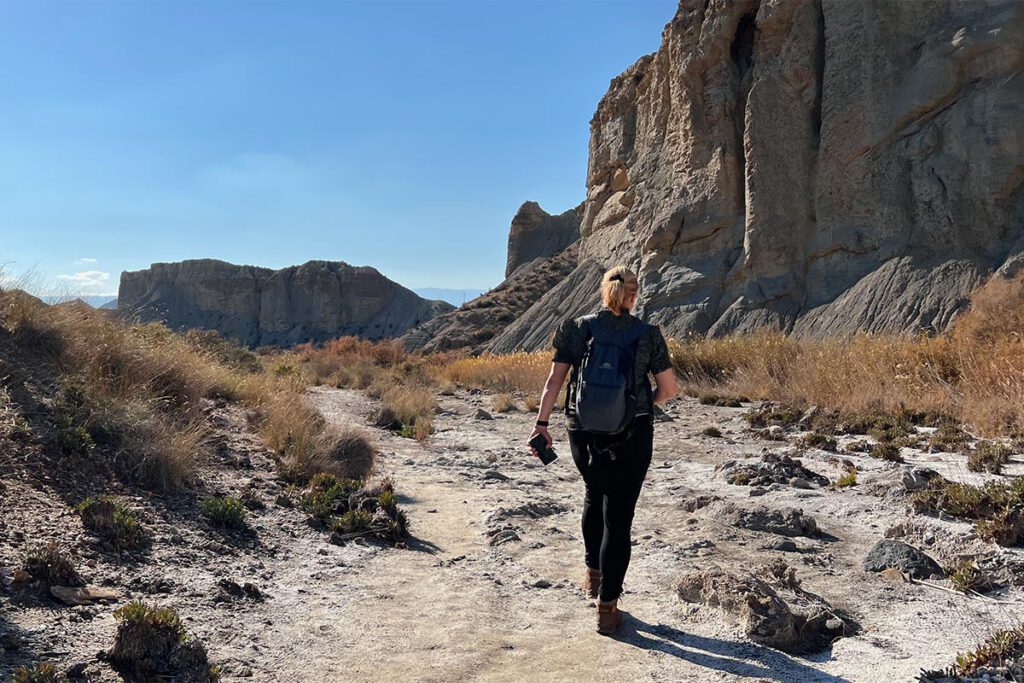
[701,426,723,438]
[331,509,373,534]
[398,424,417,439]
[871,442,904,463]
[744,403,801,428]
[967,441,1012,474]
[200,497,246,529]
[12,662,59,683]
[913,478,1024,546]
[840,412,913,439]
[77,496,143,549]
[836,469,858,488]
[928,421,972,452]
[951,624,1024,677]
[114,600,184,638]
[300,474,361,521]
[948,559,992,594]
[800,432,837,452]
[110,601,216,680]
[22,542,80,585]
[699,394,743,408]
[55,414,94,455]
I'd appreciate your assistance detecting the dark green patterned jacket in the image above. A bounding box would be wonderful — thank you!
[551,308,672,430]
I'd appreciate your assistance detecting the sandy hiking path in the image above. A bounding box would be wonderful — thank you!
[301,387,1024,683]
[5,386,1022,682]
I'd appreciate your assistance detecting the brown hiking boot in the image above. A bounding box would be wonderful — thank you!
[596,599,622,636]
[583,567,601,600]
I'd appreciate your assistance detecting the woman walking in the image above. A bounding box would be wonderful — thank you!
[528,265,677,636]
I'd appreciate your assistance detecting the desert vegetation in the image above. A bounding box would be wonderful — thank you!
[669,272,1024,438]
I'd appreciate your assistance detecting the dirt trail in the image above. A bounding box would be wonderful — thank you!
[298,388,1024,683]
[5,387,1023,682]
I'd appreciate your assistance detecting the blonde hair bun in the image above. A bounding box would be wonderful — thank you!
[600,266,638,312]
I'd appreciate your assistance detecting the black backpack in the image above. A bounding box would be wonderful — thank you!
[573,315,650,434]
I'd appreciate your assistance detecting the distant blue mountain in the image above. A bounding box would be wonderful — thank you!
[414,288,485,307]
[40,295,118,308]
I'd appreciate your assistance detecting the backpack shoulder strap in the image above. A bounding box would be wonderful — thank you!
[623,321,650,347]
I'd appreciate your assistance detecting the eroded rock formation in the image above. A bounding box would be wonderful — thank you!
[119,259,453,347]
[417,0,1024,354]
[504,202,581,278]
[582,0,1024,339]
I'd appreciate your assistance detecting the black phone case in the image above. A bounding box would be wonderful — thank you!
[529,433,558,465]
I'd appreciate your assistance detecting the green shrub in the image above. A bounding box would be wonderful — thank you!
[836,470,857,488]
[948,560,992,594]
[200,497,246,529]
[800,432,837,452]
[300,474,362,521]
[331,509,374,534]
[699,394,743,408]
[77,496,143,549]
[929,421,972,452]
[871,442,904,462]
[745,404,801,428]
[22,542,80,585]
[967,441,1012,474]
[110,601,216,681]
[952,624,1024,678]
[55,414,94,455]
[12,662,59,683]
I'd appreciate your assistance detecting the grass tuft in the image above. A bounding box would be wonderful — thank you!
[200,497,246,529]
[22,542,80,586]
[77,496,144,549]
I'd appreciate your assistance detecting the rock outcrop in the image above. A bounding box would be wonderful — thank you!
[504,202,581,278]
[582,0,1024,340]
[421,0,1024,354]
[402,243,581,354]
[119,260,453,347]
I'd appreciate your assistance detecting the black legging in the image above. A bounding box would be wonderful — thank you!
[568,416,653,602]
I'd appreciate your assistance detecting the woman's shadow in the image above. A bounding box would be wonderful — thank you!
[614,613,852,683]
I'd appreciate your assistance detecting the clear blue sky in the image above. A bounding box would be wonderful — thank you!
[0,0,675,297]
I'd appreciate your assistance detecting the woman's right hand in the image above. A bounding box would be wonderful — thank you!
[528,425,552,458]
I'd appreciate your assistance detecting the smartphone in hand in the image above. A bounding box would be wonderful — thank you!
[528,432,558,466]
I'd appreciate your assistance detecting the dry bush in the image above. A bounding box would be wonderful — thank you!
[432,351,550,394]
[668,271,1024,437]
[382,384,436,428]
[289,337,406,387]
[491,392,516,413]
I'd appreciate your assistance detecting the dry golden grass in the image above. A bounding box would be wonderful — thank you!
[669,272,1024,436]
[491,392,516,413]
[432,351,550,394]
[291,337,407,388]
[0,289,375,488]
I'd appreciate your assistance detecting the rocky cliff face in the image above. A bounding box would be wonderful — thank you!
[579,0,1024,340]
[398,0,1024,355]
[504,202,581,278]
[119,260,454,347]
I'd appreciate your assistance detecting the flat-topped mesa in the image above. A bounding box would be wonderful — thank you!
[118,259,454,347]
[505,201,582,278]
